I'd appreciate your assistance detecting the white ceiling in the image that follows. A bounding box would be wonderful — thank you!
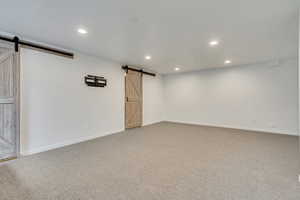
[0,0,299,74]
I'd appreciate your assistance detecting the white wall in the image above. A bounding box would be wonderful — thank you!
[164,59,299,135]
[143,75,165,125]
[20,46,298,156]
[20,48,164,155]
[298,9,300,137]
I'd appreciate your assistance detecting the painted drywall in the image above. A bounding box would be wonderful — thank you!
[298,9,300,173]
[299,10,300,136]
[164,59,298,135]
[19,45,298,156]
[20,48,164,155]
[143,75,165,125]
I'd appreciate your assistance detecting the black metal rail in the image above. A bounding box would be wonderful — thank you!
[0,35,74,59]
[122,65,156,77]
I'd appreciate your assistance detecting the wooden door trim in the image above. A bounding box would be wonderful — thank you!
[14,50,20,158]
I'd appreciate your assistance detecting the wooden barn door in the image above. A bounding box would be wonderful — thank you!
[0,42,19,161]
[125,69,143,129]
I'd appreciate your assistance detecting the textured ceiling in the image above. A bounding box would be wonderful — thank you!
[0,0,299,74]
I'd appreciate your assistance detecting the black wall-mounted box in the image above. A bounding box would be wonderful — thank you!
[84,75,107,87]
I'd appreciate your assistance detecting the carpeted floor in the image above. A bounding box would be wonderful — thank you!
[0,122,299,200]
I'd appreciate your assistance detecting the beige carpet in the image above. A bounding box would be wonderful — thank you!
[0,122,299,200]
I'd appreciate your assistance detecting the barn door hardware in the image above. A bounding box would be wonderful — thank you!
[84,75,107,87]
[122,65,156,77]
[0,35,74,59]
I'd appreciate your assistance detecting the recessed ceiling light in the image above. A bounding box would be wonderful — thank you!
[174,67,180,71]
[225,60,232,64]
[145,55,151,60]
[77,28,88,34]
[209,40,219,46]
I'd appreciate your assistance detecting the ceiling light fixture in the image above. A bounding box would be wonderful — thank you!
[145,55,151,60]
[224,60,232,64]
[174,67,180,71]
[77,28,88,34]
[209,40,219,46]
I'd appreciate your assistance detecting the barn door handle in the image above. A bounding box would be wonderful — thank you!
[126,97,129,102]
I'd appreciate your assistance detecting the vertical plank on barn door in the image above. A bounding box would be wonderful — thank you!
[0,42,19,161]
[125,68,143,129]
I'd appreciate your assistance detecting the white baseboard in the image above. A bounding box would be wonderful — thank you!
[165,120,298,136]
[143,120,164,126]
[21,129,124,156]
[21,121,164,156]
[20,120,298,156]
